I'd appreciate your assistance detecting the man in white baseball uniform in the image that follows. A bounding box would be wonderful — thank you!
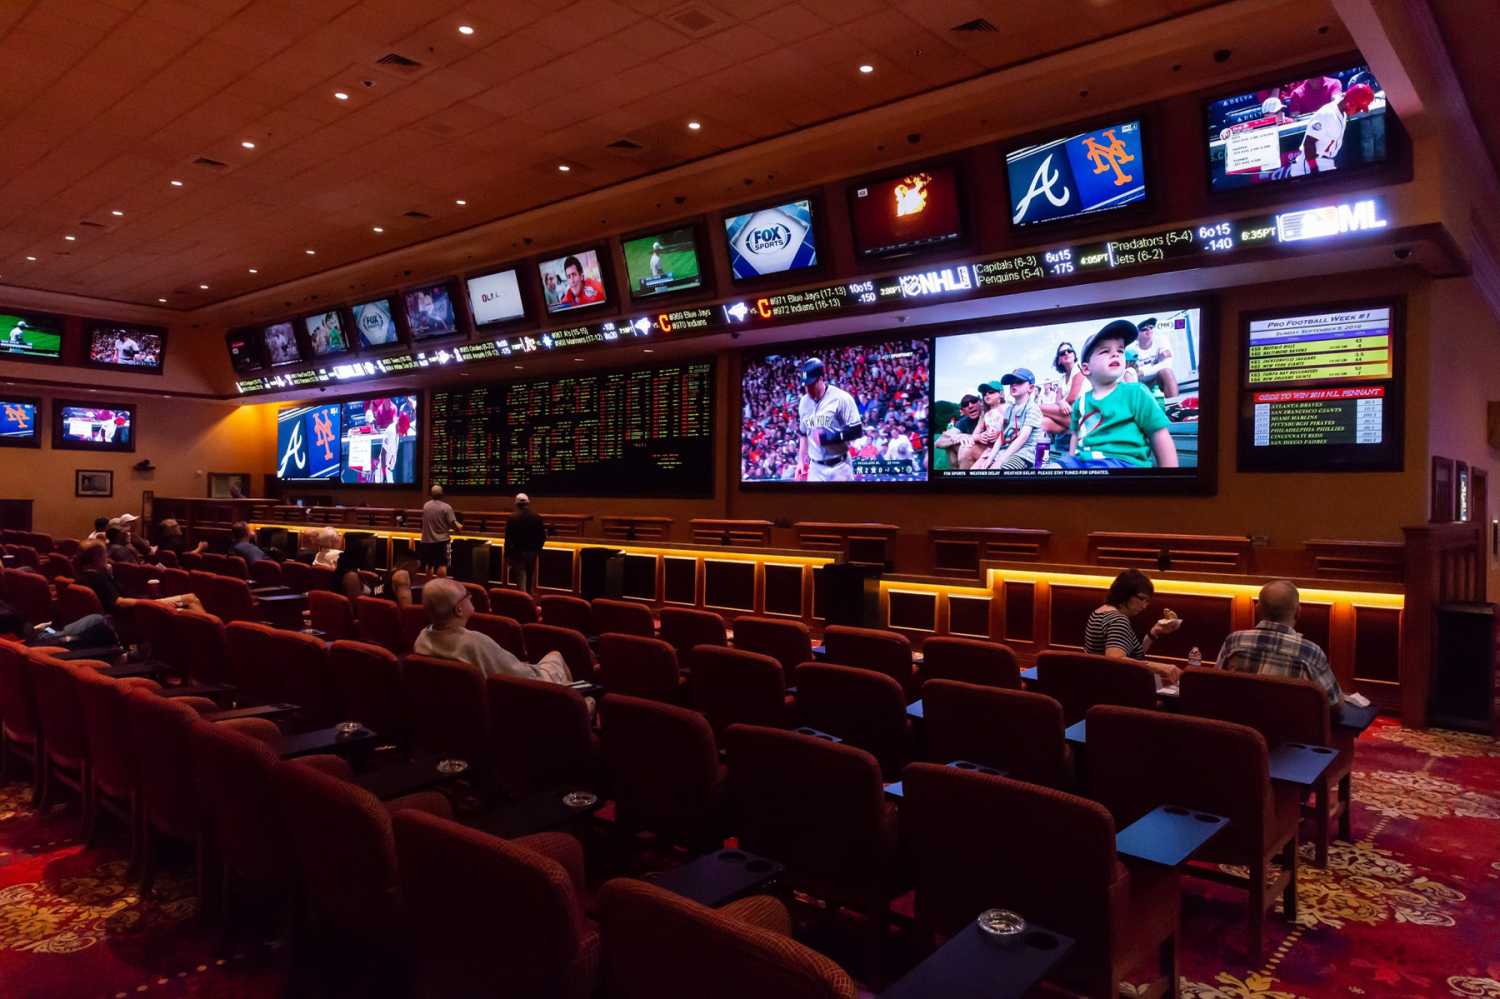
[797,357,863,482]
[1289,82,1375,177]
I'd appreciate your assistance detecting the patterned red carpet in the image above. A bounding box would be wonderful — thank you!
[1,717,1496,999]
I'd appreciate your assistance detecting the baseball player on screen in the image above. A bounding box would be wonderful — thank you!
[797,358,863,482]
[1288,82,1375,177]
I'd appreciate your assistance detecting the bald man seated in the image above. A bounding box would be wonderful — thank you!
[1214,580,1344,706]
[413,577,572,684]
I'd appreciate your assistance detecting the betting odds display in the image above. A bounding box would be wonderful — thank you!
[430,361,714,496]
[1238,304,1400,472]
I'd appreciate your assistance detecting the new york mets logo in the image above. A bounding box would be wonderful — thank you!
[3,403,29,429]
[893,173,931,217]
[312,410,336,461]
[1083,129,1136,186]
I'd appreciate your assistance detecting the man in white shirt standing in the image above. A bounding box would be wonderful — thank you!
[414,578,572,684]
[1132,317,1179,402]
[797,357,863,482]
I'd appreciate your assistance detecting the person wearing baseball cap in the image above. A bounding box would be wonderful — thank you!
[1053,319,1178,470]
[1132,316,1180,403]
[972,367,1049,472]
[935,393,984,470]
[1290,77,1378,177]
[505,491,545,593]
[797,357,863,482]
[649,240,666,279]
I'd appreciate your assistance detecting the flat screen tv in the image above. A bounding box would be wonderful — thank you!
[0,310,63,363]
[0,396,41,448]
[848,163,963,260]
[263,320,303,367]
[1205,63,1390,193]
[227,329,265,373]
[465,268,527,328]
[538,248,609,315]
[276,402,342,481]
[740,335,930,485]
[931,303,1206,486]
[340,394,418,485]
[622,226,704,299]
[350,297,404,349]
[54,401,136,452]
[301,310,351,358]
[1238,301,1402,472]
[85,323,166,373]
[402,282,460,341]
[724,198,819,281]
[1005,118,1147,229]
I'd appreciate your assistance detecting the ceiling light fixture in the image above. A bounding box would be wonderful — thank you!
[305,249,316,255]
[687,120,702,131]
[458,24,475,35]
[334,91,350,101]
[25,255,37,261]
[111,209,124,217]
[241,140,256,149]
[858,63,875,74]
[170,179,184,187]
[248,267,258,274]
[558,164,571,172]
[372,226,384,233]
[64,234,76,241]
[157,297,167,303]
[199,283,209,290]
[454,198,467,206]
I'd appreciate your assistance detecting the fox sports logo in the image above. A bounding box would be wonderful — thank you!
[745,223,792,255]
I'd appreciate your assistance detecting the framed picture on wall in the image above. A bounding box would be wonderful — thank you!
[75,469,114,498]
[208,472,250,498]
[1431,456,1454,523]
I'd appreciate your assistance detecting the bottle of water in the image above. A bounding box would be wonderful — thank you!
[1187,646,1202,669]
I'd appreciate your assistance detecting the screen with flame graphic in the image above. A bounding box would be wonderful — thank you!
[849,163,963,260]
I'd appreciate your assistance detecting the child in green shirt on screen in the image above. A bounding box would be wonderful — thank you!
[1056,320,1178,469]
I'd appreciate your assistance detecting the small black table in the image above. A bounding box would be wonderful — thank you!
[1019,666,1038,683]
[1115,805,1228,867]
[646,848,785,908]
[1336,701,1380,734]
[882,921,1075,999]
[481,787,605,839]
[906,699,925,720]
[1268,742,1339,786]
[275,724,377,760]
[1064,720,1087,745]
[354,754,464,800]
[203,702,298,724]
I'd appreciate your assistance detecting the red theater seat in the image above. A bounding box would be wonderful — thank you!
[821,625,915,697]
[690,645,791,735]
[792,662,909,778]
[403,654,491,779]
[601,694,728,851]
[488,587,539,623]
[732,615,814,673]
[1036,650,1158,725]
[467,612,526,659]
[659,607,728,655]
[921,679,1071,787]
[540,594,592,634]
[355,596,406,655]
[523,623,596,683]
[597,633,681,704]
[308,590,356,641]
[919,636,1021,689]
[327,640,409,742]
[53,584,103,628]
[590,597,655,638]
[487,674,598,797]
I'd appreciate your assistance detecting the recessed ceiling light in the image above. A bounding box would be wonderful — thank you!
[64,234,77,241]
[157,297,167,303]
[643,348,654,353]
[454,199,467,206]
[858,63,875,74]
[305,249,316,255]
[687,120,702,131]
[334,91,350,101]
[372,226,384,234]
[241,140,256,149]
[573,356,583,361]
[458,24,475,35]
[111,209,124,217]
[199,283,209,290]
[170,179,184,187]
[557,164,571,172]
[513,364,522,370]
[248,267,258,274]
[25,255,37,262]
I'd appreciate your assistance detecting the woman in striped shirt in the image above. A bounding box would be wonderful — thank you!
[1083,568,1183,686]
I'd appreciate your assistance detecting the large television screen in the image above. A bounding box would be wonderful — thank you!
[539,248,609,314]
[1238,302,1401,472]
[85,323,166,373]
[340,394,419,485]
[622,226,704,299]
[724,198,819,281]
[227,329,264,373]
[302,310,351,357]
[848,164,963,260]
[0,311,63,363]
[1205,64,1388,192]
[740,336,929,485]
[351,297,403,349]
[931,306,1204,482]
[276,403,342,481]
[465,268,526,328]
[430,361,715,496]
[263,321,303,367]
[402,282,460,340]
[55,402,135,452]
[1006,119,1147,228]
[0,397,40,448]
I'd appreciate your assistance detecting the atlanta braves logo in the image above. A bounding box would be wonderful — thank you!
[1082,129,1136,186]
[1013,153,1070,223]
[312,410,336,461]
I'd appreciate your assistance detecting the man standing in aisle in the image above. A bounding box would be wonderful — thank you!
[796,357,863,482]
[505,492,545,594]
[419,484,463,578]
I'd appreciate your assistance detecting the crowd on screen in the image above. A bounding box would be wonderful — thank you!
[740,340,930,481]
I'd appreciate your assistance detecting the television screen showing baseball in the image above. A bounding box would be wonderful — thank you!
[932,306,1203,480]
[87,324,165,371]
[341,394,418,485]
[263,320,302,367]
[740,336,930,484]
[1205,65,1388,192]
[402,282,460,340]
[622,227,703,299]
[0,311,63,362]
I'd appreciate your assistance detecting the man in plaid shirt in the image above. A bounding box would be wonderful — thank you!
[1216,580,1344,705]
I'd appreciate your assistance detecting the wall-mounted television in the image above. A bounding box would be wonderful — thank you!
[464,268,527,328]
[622,225,704,299]
[54,401,136,452]
[848,162,964,260]
[263,320,303,367]
[340,394,419,485]
[1238,300,1402,472]
[350,296,404,350]
[301,310,351,358]
[276,402,341,481]
[84,323,166,373]
[1205,63,1390,193]
[0,396,41,448]
[226,329,265,373]
[539,247,609,315]
[724,197,819,281]
[402,282,461,341]
[0,310,64,363]
[1005,118,1147,229]
[931,302,1207,488]
[740,335,930,485]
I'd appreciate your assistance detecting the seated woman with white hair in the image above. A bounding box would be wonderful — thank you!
[414,577,572,684]
[312,527,342,569]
